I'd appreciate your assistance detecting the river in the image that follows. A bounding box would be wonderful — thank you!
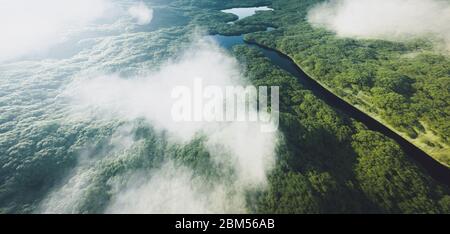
[208,33,450,186]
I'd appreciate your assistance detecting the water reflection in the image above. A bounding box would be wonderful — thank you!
[221,6,273,21]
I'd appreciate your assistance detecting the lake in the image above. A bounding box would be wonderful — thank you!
[221,6,273,21]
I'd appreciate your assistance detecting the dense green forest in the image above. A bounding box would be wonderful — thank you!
[237,0,450,166]
[234,46,449,213]
[173,0,450,166]
[169,0,450,212]
[0,0,449,214]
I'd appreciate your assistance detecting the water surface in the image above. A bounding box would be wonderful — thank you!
[221,6,273,21]
[209,34,450,185]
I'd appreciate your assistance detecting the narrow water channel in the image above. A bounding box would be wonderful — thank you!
[208,34,450,185]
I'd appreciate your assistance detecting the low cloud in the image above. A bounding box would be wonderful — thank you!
[0,1,276,213]
[307,0,450,51]
[63,38,242,140]
[41,37,278,213]
[0,0,113,62]
[105,161,246,214]
[128,1,153,25]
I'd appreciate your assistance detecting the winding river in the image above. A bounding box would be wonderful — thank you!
[208,33,450,186]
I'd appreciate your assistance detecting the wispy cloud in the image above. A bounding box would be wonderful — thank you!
[307,0,450,52]
[128,1,153,25]
[40,37,278,213]
[0,0,114,62]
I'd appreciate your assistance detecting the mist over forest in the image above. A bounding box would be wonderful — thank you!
[0,0,449,214]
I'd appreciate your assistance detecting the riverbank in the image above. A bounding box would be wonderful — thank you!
[244,38,450,169]
[235,39,449,186]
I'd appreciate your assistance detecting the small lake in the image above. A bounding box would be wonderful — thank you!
[221,6,273,21]
[208,34,450,185]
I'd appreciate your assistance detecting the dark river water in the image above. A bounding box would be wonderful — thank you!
[208,34,450,186]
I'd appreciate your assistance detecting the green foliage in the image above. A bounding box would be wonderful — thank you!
[1,0,448,214]
[242,0,450,165]
[233,46,449,213]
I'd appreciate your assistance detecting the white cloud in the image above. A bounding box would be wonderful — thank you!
[128,1,153,25]
[105,161,246,214]
[0,0,277,213]
[307,0,450,51]
[38,124,138,213]
[64,37,277,184]
[0,1,243,214]
[63,38,240,140]
[0,0,115,62]
[40,37,278,213]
